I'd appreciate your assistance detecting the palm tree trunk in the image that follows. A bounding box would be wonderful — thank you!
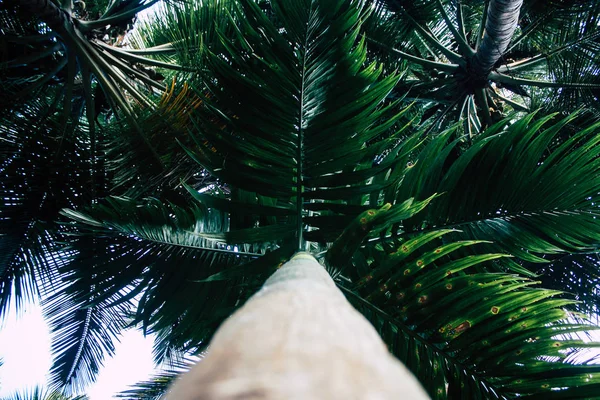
[165,253,428,400]
[471,0,524,78]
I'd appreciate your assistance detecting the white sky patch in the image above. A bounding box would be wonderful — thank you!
[0,303,51,394]
[0,301,158,399]
[87,329,158,400]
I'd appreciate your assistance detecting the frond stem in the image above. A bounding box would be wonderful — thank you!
[77,0,160,31]
[93,40,194,72]
[392,6,465,65]
[436,0,475,57]
[489,88,529,111]
[367,38,460,73]
[490,72,600,89]
[499,30,600,73]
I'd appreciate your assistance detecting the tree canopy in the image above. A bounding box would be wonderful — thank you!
[2,0,600,398]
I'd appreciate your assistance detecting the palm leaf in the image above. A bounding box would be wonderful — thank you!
[0,96,103,314]
[115,356,197,399]
[341,228,600,398]
[51,195,294,388]
[39,0,600,395]
[392,113,600,273]
[177,0,422,247]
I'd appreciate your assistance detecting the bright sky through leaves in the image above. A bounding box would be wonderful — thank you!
[0,302,157,399]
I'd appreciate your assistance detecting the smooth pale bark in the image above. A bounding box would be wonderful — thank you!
[165,253,428,400]
[471,0,524,77]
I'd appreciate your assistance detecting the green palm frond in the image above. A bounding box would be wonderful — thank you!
[51,195,293,384]
[0,0,182,168]
[115,356,197,399]
[106,81,205,199]
[0,96,102,313]
[342,229,600,398]
[178,0,421,247]
[127,0,231,71]
[7,0,600,395]
[537,252,600,319]
[43,274,131,395]
[392,113,600,275]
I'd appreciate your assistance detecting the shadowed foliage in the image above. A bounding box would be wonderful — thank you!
[2,0,600,398]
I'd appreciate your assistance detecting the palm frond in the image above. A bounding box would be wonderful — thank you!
[537,252,600,319]
[43,271,131,395]
[53,195,293,379]
[0,96,102,314]
[342,229,600,398]
[393,113,600,273]
[115,356,197,399]
[106,80,205,199]
[176,0,422,248]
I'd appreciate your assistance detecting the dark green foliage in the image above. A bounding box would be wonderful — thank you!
[3,0,600,398]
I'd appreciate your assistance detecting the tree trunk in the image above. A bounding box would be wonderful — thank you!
[471,0,524,78]
[165,252,428,400]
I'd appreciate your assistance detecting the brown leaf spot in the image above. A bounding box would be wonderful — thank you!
[491,306,500,314]
[367,210,375,216]
[416,260,424,267]
[404,269,411,275]
[401,245,409,252]
[418,295,428,304]
[434,248,442,253]
[445,283,453,290]
[455,321,471,334]
[415,283,422,289]
[396,292,405,300]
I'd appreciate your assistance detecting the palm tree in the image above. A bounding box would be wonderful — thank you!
[4,0,600,398]
[367,0,600,134]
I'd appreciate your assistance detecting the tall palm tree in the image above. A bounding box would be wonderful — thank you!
[4,0,600,398]
[367,0,600,133]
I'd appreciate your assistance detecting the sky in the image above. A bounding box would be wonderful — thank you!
[0,301,158,399]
